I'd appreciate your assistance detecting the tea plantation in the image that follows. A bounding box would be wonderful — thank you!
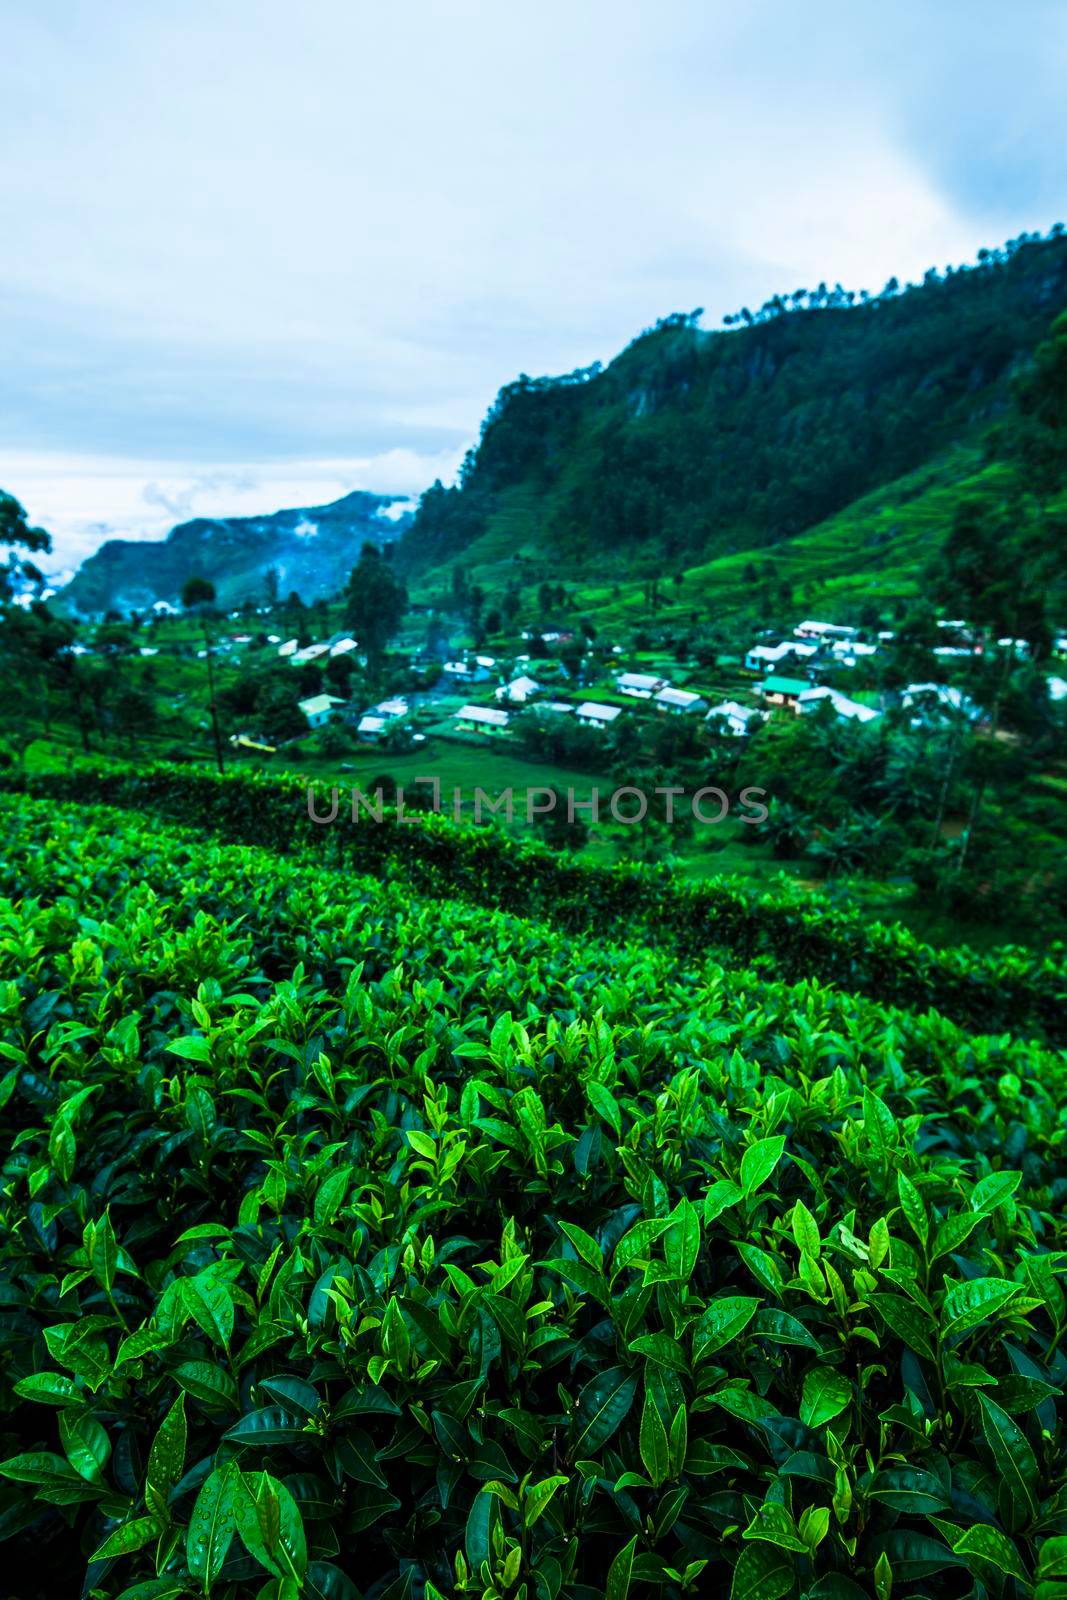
[1,779,1066,1600]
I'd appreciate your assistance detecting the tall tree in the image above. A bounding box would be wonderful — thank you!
[344,543,407,673]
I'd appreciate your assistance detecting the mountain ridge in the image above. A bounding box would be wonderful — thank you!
[57,488,413,616]
[399,228,1067,610]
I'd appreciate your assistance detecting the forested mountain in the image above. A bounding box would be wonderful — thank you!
[58,490,413,616]
[401,229,1067,580]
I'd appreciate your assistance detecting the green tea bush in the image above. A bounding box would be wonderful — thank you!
[0,796,1065,1599]
[0,762,1063,1044]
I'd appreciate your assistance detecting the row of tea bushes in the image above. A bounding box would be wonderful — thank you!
[0,762,1063,1043]
[0,795,1065,1598]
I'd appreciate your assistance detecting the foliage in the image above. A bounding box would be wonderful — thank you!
[0,759,1063,1045]
[0,794,1065,1599]
[344,544,408,671]
[401,232,1067,577]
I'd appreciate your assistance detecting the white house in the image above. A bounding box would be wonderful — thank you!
[292,642,331,664]
[442,659,492,685]
[576,702,622,728]
[299,693,347,729]
[829,639,878,661]
[496,674,542,704]
[372,698,409,720]
[901,683,980,721]
[705,700,764,738]
[538,701,576,716]
[794,620,858,642]
[654,687,709,715]
[139,646,159,657]
[796,686,880,723]
[277,639,298,658]
[454,704,509,735]
[744,641,817,672]
[616,671,666,699]
[328,636,359,657]
[356,714,386,739]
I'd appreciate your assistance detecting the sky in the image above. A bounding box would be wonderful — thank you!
[3,0,1065,575]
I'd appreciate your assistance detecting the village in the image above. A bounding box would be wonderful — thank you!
[40,591,1067,765]
[218,611,1066,755]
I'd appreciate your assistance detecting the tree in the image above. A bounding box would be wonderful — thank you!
[182,576,225,773]
[181,575,216,610]
[115,685,157,755]
[1013,308,1067,493]
[559,640,584,681]
[533,787,590,852]
[264,566,280,606]
[344,543,407,673]
[0,491,51,605]
[256,680,307,744]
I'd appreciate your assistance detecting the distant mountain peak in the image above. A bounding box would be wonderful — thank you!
[57,489,414,616]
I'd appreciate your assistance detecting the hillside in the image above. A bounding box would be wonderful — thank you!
[401,230,1067,610]
[57,489,414,617]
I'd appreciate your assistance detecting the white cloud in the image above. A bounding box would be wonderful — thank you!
[0,0,1063,568]
[0,448,464,573]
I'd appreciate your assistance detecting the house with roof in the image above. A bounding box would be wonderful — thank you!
[796,686,880,723]
[705,700,764,738]
[454,704,509,735]
[299,693,347,729]
[538,701,576,717]
[496,674,542,704]
[616,671,666,699]
[654,686,709,715]
[576,702,622,728]
[442,657,494,685]
[328,635,359,657]
[794,620,858,642]
[828,639,879,664]
[757,675,811,710]
[744,640,817,673]
[901,683,980,722]
[292,641,331,664]
[356,714,387,740]
[277,639,298,658]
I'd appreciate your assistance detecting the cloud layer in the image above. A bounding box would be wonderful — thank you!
[2,0,1064,569]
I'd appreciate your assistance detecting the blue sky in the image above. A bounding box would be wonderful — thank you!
[3,0,1065,571]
